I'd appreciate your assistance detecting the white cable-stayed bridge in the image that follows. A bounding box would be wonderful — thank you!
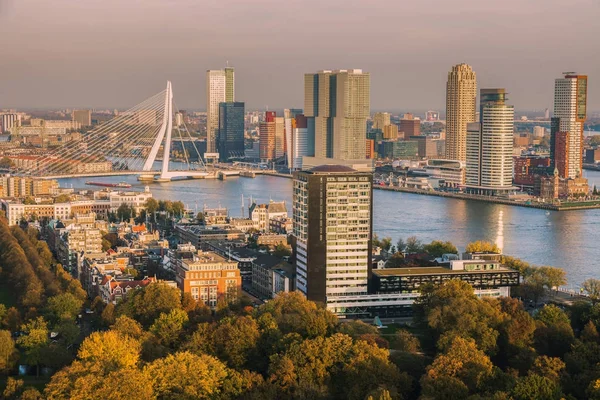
[16,82,229,182]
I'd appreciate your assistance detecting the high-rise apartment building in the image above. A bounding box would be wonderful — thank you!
[259,111,276,162]
[206,66,235,155]
[72,110,92,127]
[551,73,587,178]
[554,131,570,179]
[445,64,477,161]
[1,113,20,133]
[218,102,245,161]
[293,165,372,307]
[372,112,390,130]
[465,89,514,194]
[304,69,370,161]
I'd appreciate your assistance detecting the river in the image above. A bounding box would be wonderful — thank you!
[58,170,600,289]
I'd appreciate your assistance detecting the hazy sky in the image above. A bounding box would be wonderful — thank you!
[1,0,599,112]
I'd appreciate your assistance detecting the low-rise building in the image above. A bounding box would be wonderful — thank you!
[175,224,245,248]
[256,234,288,248]
[251,254,295,300]
[540,169,589,199]
[249,200,288,232]
[203,240,258,283]
[99,276,156,304]
[173,247,241,308]
[269,216,292,234]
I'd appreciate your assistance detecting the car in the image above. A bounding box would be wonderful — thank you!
[85,309,94,314]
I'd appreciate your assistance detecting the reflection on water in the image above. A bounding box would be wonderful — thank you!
[58,170,600,286]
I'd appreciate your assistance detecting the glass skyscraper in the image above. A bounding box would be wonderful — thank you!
[218,102,245,161]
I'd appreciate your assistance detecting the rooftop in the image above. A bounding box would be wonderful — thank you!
[309,164,357,173]
[373,265,514,277]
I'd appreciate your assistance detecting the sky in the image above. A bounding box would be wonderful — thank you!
[0,0,599,113]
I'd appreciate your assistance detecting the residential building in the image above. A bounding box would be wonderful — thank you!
[554,131,570,179]
[251,254,295,300]
[293,165,372,309]
[551,73,587,178]
[399,114,421,137]
[466,89,514,195]
[304,69,370,161]
[256,234,288,247]
[533,126,545,138]
[259,111,276,162]
[207,66,234,154]
[175,224,245,248]
[513,156,551,188]
[203,240,257,283]
[383,124,399,140]
[72,110,92,127]
[174,248,241,308]
[249,200,288,232]
[202,206,229,226]
[100,276,156,304]
[585,148,600,164]
[1,113,20,133]
[411,135,437,158]
[108,186,153,213]
[366,139,375,159]
[218,102,245,161]
[540,169,589,199]
[445,64,477,161]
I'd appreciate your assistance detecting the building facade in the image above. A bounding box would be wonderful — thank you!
[259,111,276,162]
[72,110,92,127]
[206,67,234,155]
[466,89,514,195]
[399,114,421,137]
[551,73,587,178]
[445,64,477,161]
[218,102,245,161]
[304,69,370,161]
[293,165,372,309]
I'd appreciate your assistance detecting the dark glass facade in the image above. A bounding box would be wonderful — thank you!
[218,102,245,161]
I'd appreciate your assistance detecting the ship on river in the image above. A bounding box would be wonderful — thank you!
[85,181,132,189]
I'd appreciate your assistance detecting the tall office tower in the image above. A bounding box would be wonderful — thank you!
[218,102,245,161]
[304,69,370,161]
[206,66,235,154]
[224,67,235,102]
[383,124,399,140]
[551,73,587,178]
[445,64,477,161]
[284,108,303,119]
[465,89,514,194]
[293,165,372,307]
[274,117,285,159]
[286,114,309,170]
[259,111,276,162]
[544,108,550,120]
[372,112,390,130]
[399,114,421,136]
[72,110,92,127]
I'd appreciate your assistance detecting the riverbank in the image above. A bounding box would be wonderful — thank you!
[252,172,600,211]
[373,185,600,211]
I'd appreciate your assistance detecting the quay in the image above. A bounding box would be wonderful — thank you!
[373,185,600,211]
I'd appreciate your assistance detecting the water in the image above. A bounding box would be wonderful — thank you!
[58,170,600,288]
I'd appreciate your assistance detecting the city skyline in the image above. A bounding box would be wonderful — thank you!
[1,0,599,111]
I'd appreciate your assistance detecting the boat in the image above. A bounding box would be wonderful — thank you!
[85,181,132,188]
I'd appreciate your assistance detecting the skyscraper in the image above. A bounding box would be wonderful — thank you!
[218,102,245,161]
[465,89,514,195]
[399,113,421,137]
[286,114,309,170]
[445,64,477,161]
[206,66,235,155]
[293,165,372,306]
[304,69,370,161]
[259,111,276,162]
[274,117,285,159]
[551,73,587,178]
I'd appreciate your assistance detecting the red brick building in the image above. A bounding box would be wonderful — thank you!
[513,156,551,187]
[554,131,570,178]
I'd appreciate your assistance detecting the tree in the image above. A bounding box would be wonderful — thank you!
[144,198,159,217]
[172,201,185,217]
[46,292,84,322]
[385,252,405,268]
[101,238,112,252]
[17,317,49,376]
[583,278,600,302]
[530,356,565,383]
[145,351,229,399]
[465,240,500,254]
[380,237,392,252]
[338,320,379,338]
[196,212,205,223]
[537,266,567,292]
[0,156,14,169]
[405,236,424,254]
[512,374,562,400]
[116,203,135,221]
[272,243,292,258]
[54,194,71,203]
[117,282,182,327]
[255,291,337,338]
[392,329,420,353]
[421,337,494,398]
[213,316,260,369]
[0,330,18,374]
[423,240,458,258]
[534,305,574,358]
[23,196,36,205]
[111,315,146,341]
[150,308,189,348]
[2,378,23,398]
[100,303,116,327]
[590,135,600,147]
[77,331,141,372]
[396,238,406,253]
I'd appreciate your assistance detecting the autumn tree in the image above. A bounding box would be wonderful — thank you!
[0,330,18,374]
[583,278,600,302]
[392,329,421,353]
[423,240,458,258]
[150,308,189,349]
[405,236,424,254]
[144,198,159,217]
[421,337,494,399]
[117,282,182,327]
[17,317,49,376]
[465,240,500,254]
[534,304,574,358]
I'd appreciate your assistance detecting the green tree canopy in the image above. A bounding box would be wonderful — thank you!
[465,240,500,254]
[423,240,458,258]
